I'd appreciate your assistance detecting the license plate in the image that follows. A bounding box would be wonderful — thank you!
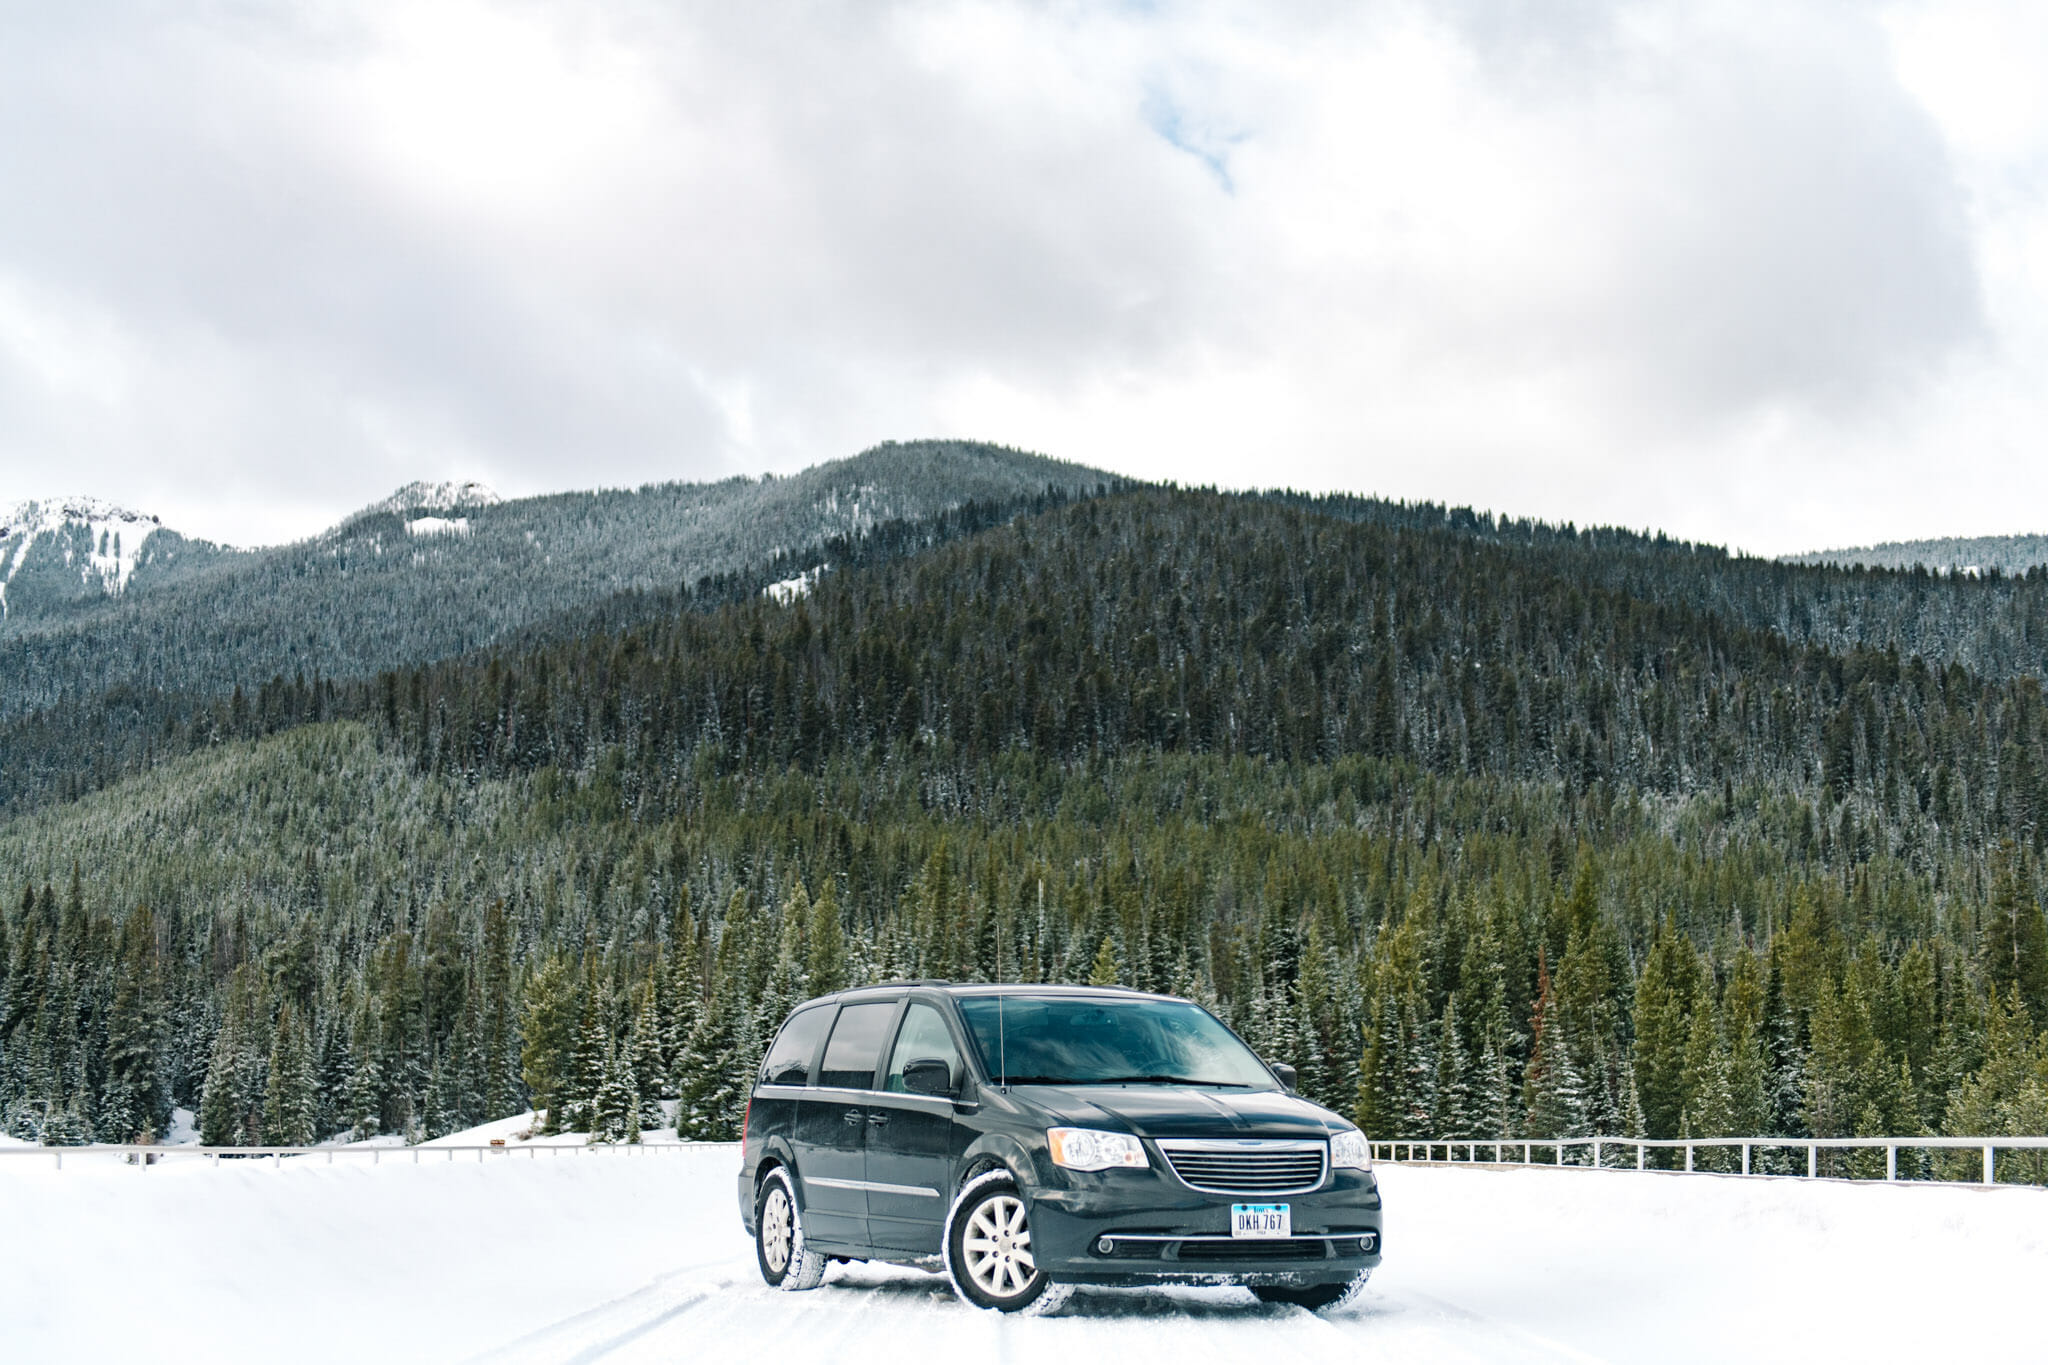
[1231,1203,1291,1239]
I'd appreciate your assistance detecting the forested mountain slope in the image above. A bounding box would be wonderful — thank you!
[0,440,1111,723]
[1271,491,2048,682]
[0,497,229,621]
[2,487,2044,1176]
[1787,533,2048,579]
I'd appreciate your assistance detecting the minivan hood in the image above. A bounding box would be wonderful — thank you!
[1011,1085,1343,1140]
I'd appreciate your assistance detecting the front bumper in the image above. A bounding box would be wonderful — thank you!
[1025,1166,1383,1287]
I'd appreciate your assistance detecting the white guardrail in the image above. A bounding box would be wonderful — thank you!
[1370,1135,2048,1185]
[7,1135,2043,1185]
[0,1140,742,1170]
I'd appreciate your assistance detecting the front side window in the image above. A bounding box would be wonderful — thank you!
[884,1002,964,1092]
[817,1000,898,1089]
[957,995,1277,1089]
[760,1005,832,1086]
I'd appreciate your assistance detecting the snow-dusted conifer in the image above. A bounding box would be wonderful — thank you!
[262,1005,317,1146]
[588,1044,640,1145]
[199,1020,241,1146]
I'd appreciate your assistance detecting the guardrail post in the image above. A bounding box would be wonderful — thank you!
[1887,1146,1897,1182]
[1685,1143,1694,1173]
[1807,1145,1816,1178]
[1741,1143,1750,1176]
[1636,1143,1644,1170]
[1984,1145,1995,1185]
[1555,1141,1563,1167]
[1593,1139,1602,1168]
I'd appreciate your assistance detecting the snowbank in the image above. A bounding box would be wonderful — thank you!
[1,1155,2040,1364]
[419,1104,685,1148]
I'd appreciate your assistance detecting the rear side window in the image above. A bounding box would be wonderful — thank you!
[760,1006,832,1087]
[817,1001,898,1089]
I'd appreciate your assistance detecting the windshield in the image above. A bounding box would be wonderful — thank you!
[957,995,1278,1089]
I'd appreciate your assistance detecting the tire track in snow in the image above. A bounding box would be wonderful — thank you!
[557,1288,713,1365]
[462,1256,738,1365]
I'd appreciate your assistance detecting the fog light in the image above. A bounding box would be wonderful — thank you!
[1097,1237,1115,1254]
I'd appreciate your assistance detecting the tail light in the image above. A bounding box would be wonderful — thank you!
[742,1096,753,1141]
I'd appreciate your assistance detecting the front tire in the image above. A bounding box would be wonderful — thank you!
[943,1170,1070,1314]
[1251,1269,1372,1313]
[755,1167,827,1291]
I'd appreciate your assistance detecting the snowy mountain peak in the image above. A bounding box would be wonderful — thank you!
[0,495,166,617]
[367,481,503,516]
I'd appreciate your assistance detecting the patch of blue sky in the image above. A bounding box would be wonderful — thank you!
[1141,85,1248,195]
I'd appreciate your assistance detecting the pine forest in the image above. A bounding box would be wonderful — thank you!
[3,473,2046,1182]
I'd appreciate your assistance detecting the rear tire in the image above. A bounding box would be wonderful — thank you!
[943,1170,1071,1315]
[755,1167,827,1291]
[1251,1269,1371,1313]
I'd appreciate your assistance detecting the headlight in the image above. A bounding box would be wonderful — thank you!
[1330,1129,1373,1171]
[1047,1127,1149,1171]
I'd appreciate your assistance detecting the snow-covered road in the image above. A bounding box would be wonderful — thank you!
[3,1145,2041,1364]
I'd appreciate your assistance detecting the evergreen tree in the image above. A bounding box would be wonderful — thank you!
[261,1005,317,1146]
[1088,937,1121,987]
[1632,920,1695,1145]
[675,982,744,1140]
[1523,955,1587,1142]
[99,906,166,1142]
[198,1020,241,1147]
[1984,843,2048,1026]
[807,880,848,996]
[40,1092,92,1146]
[589,1043,640,1145]
[559,988,609,1135]
[660,891,702,1091]
[518,955,577,1133]
[1431,993,1474,1140]
[478,900,521,1118]
[1944,989,2048,1183]
[628,983,668,1131]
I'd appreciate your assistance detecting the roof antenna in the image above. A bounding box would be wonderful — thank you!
[998,992,1008,1093]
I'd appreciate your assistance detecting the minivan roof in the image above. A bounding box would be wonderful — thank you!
[797,982,1179,1008]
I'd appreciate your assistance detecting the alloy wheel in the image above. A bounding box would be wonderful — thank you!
[961,1193,1036,1297]
[761,1185,793,1275]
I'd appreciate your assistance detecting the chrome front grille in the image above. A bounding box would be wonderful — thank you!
[1157,1138,1328,1194]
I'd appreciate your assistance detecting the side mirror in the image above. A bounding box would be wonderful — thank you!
[903,1057,956,1097]
[1268,1061,1298,1093]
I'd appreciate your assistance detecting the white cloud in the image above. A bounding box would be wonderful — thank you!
[0,0,2039,554]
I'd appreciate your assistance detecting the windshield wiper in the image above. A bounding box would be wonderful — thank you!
[1082,1075,1253,1087]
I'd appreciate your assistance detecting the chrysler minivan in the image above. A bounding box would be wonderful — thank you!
[736,983,1382,1314]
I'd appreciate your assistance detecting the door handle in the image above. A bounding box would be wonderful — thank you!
[866,1112,891,1125]
[843,1110,864,1125]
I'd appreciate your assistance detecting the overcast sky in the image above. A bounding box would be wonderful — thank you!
[1,0,2044,555]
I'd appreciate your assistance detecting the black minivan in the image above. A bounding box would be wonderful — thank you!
[736,983,1382,1314]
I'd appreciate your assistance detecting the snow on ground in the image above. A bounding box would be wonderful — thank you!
[0,495,162,616]
[764,565,825,603]
[421,1107,687,1149]
[2,1153,2040,1364]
